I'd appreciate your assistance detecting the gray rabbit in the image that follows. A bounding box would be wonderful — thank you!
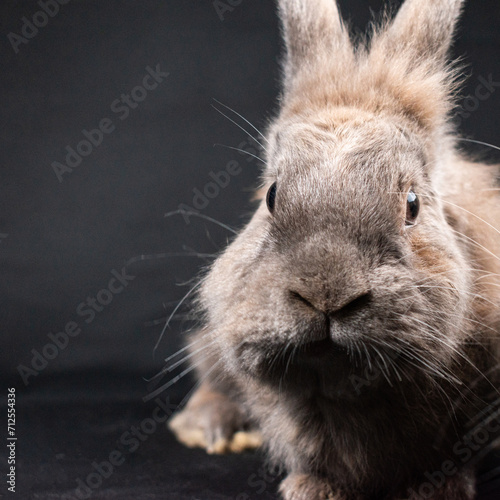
[169,1,500,498]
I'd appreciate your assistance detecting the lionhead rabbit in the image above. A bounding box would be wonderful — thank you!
[169,0,500,498]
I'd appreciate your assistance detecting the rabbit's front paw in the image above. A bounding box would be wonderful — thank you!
[168,382,261,454]
[279,474,341,500]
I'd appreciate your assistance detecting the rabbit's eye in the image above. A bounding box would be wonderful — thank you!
[266,182,277,213]
[405,190,420,226]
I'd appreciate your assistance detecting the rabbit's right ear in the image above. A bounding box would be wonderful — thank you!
[377,0,465,66]
[278,0,351,89]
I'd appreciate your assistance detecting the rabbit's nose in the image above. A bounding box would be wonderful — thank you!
[289,289,372,318]
[327,291,372,319]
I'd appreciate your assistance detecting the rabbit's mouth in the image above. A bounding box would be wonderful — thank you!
[236,333,366,393]
[233,325,411,400]
[298,337,350,359]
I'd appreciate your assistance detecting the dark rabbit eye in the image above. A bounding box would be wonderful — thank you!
[266,182,277,213]
[405,190,420,226]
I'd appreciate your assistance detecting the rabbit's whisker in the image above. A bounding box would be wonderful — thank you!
[396,284,498,309]
[387,326,463,385]
[458,137,500,153]
[450,228,500,263]
[212,98,269,146]
[431,308,497,334]
[214,143,266,164]
[162,339,217,375]
[163,336,205,365]
[176,357,227,410]
[398,313,500,396]
[419,194,500,238]
[144,314,191,327]
[154,281,203,352]
[125,251,215,268]
[143,357,203,402]
[211,102,268,152]
[165,209,238,234]
[363,343,373,372]
[371,345,393,387]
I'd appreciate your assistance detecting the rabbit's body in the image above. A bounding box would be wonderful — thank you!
[169,1,500,498]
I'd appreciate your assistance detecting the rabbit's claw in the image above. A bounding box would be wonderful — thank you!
[168,383,261,454]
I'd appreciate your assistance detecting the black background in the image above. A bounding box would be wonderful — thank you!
[1,1,500,498]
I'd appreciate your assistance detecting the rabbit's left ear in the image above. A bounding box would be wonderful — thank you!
[378,0,465,66]
[278,0,351,89]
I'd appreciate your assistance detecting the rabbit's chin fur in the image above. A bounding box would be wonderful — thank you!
[169,1,500,499]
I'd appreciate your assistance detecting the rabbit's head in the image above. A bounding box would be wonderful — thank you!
[199,0,484,398]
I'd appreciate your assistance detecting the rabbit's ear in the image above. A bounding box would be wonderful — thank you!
[380,0,465,65]
[278,0,351,87]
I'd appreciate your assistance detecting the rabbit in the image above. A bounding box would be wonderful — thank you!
[168,0,500,498]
